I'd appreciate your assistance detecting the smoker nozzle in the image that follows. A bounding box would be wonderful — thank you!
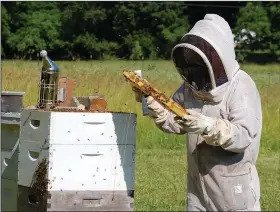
[40,50,59,72]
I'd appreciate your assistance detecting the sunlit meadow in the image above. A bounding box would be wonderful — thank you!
[2,60,280,210]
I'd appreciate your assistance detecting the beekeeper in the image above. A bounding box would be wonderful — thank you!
[134,14,262,211]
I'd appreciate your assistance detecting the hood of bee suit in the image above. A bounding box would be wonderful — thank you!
[171,14,240,103]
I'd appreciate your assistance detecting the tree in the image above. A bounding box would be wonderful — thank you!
[129,41,143,60]
[1,1,279,61]
[112,2,189,59]
[266,2,280,56]
[59,2,117,60]
[234,2,271,51]
[6,2,63,59]
[1,4,11,57]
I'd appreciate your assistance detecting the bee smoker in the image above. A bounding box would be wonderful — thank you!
[38,50,59,109]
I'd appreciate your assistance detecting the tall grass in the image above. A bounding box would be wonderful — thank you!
[2,60,280,210]
[2,60,279,151]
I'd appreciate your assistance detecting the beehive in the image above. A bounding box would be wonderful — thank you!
[1,91,25,211]
[17,109,137,211]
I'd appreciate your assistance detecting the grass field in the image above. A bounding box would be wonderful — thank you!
[2,60,280,210]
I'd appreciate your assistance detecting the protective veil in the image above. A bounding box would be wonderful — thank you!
[147,14,262,211]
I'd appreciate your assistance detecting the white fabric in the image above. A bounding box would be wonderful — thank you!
[146,96,168,124]
[202,119,234,146]
[176,109,234,146]
[180,109,215,134]
[187,16,240,81]
[145,96,186,134]
[150,14,262,211]
[172,14,240,103]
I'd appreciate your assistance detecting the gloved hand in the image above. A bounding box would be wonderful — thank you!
[177,109,215,134]
[202,118,234,146]
[177,109,233,146]
[146,96,168,124]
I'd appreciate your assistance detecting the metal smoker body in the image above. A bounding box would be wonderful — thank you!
[38,50,59,109]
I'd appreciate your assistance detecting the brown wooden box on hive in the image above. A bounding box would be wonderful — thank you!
[89,95,107,112]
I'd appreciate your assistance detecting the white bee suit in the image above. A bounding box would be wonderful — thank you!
[146,14,262,211]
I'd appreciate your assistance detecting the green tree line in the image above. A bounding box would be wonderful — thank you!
[1,1,279,62]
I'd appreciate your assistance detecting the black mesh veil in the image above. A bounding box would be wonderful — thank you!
[172,34,228,91]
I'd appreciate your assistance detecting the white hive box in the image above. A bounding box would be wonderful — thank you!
[17,109,137,211]
[1,91,25,212]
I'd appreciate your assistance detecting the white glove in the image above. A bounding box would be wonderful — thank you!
[179,109,215,134]
[202,119,234,146]
[178,109,233,146]
[146,96,168,124]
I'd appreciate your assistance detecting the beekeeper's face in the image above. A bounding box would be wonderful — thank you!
[173,47,212,92]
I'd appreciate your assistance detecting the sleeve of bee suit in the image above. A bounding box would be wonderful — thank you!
[204,73,262,153]
[147,83,187,135]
